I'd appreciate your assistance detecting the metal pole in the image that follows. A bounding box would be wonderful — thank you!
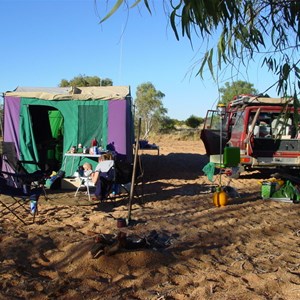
[127,117,141,224]
[219,113,222,186]
[0,93,4,138]
[217,104,226,187]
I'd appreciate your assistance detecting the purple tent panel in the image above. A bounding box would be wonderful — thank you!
[108,100,127,155]
[2,96,21,172]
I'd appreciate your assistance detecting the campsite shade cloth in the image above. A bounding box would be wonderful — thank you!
[2,86,134,177]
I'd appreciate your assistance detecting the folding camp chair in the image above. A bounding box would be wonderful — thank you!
[93,160,116,202]
[1,142,50,198]
[114,156,144,201]
[0,174,42,225]
[74,174,94,201]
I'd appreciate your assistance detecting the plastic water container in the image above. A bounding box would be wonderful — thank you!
[223,147,240,167]
[30,200,37,214]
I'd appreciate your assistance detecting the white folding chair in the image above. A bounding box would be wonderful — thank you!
[74,175,94,201]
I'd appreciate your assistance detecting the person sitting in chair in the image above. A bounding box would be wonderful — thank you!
[92,153,115,201]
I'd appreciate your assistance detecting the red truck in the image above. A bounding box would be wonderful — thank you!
[201,95,300,174]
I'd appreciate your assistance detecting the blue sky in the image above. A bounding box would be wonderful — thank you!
[0,0,279,120]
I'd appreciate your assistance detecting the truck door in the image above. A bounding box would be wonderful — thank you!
[200,110,229,155]
[227,110,247,150]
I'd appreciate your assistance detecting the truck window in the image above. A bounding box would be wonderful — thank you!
[232,111,245,133]
[205,110,221,130]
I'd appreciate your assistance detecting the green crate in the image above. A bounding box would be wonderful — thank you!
[261,182,276,199]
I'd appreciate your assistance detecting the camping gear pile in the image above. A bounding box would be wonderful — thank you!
[260,173,300,203]
[90,230,176,259]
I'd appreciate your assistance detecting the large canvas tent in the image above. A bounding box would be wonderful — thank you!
[2,86,134,177]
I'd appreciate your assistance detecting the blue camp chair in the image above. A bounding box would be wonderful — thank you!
[1,141,50,198]
[0,174,42,224]
[0,141,49,224]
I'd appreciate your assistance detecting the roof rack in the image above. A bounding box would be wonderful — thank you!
[230,96,293,107]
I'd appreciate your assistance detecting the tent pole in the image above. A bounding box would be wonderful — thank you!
[127,117,141,224]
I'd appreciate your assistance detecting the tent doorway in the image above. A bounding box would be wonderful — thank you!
[28,105,64,171]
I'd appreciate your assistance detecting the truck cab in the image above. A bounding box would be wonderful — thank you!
[201,95,300,172]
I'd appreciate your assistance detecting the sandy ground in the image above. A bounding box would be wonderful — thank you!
[1,138,300,300]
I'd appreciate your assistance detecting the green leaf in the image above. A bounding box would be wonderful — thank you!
[217,32,227,67]
[170,10,179,40]
[130,0,151,14]
[181,3,192,39]
[208,49,214,79]
[100,0,123,23]
[282,63,290,80]
[197,51,209,78]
